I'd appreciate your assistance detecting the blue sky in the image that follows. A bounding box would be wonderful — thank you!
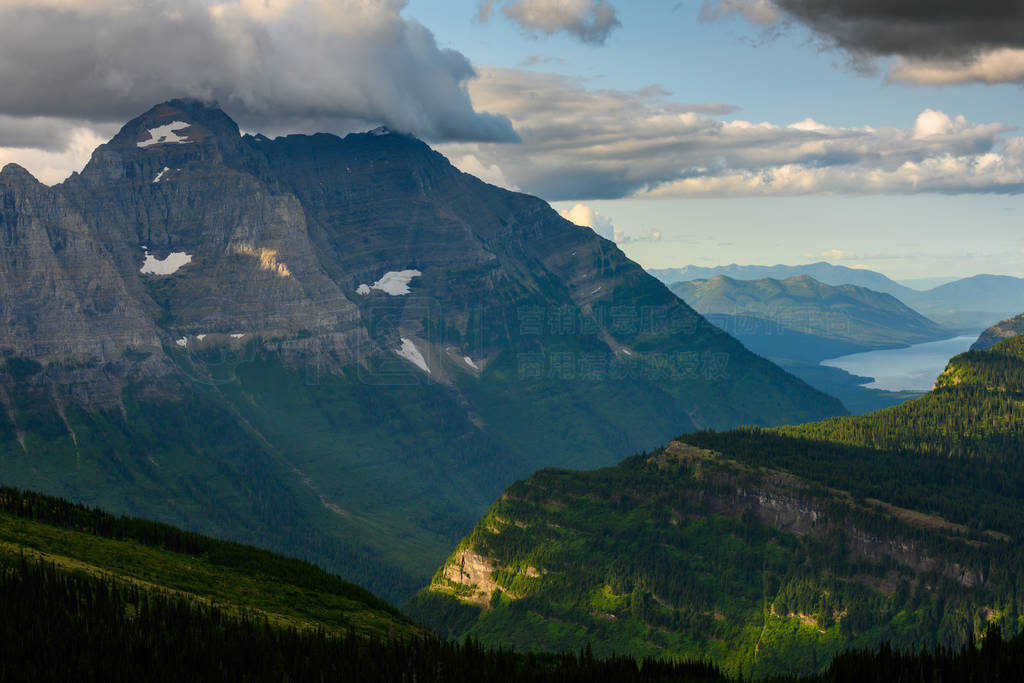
[404,0,1024,280]
[0,0,1021,281]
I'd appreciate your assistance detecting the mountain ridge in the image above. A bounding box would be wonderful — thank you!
[0,99,844,602]
[651,263,1024,331]
[670,274,949,354]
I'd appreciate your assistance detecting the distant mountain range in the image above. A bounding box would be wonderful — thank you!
[670,275,949,358]
[650,262,915,298]
[973,313,1024,350]
[409,336,1024,678]
[914,275,1024,329]
[668,274,947,413]
[650,263,1024,331]
[0,99,843,604]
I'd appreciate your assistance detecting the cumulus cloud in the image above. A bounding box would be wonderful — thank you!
[438,68,1024,200]
[558,203,662,243]
[450,153,520,190]
[700,0,1024,85]
[559,203,615,239]
[479,0,621,44]
[888,48,1024,86]
[0,0,517,143]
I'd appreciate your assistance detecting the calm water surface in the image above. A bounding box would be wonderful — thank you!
[821,335,980,391]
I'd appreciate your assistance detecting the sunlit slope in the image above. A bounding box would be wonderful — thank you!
[409,338,1024,678]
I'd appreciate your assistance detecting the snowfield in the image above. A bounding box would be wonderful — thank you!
[397,338,430,374]
[140,248,192,275]
[138,121,194,148]
[357,269,421,296]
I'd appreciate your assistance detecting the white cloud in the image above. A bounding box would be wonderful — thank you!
[479,0,620,44]
[439,67,1024,200]
[557,202,664,243]
[449,152,519,190]
[912,109,965,139]
[559,202,617,240]
[888,49,1024,86]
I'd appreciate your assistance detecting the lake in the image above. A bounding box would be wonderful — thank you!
[821,335,980,391]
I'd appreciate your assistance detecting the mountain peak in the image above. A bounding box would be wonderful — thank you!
[0,163,40,186]
[107,98,242,153]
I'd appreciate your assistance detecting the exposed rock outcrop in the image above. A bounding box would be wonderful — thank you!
[972,313,1024,350]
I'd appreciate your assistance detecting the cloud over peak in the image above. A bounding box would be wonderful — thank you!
[479,0,621,44]
[0,0,518,143]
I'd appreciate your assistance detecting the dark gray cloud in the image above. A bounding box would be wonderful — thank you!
[0,115,118,151]
[479,0,621,45]
[773,0,1024,60]
[703,0,1024,61]
[0,0,517,143]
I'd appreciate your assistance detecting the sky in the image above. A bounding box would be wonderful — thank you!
[1,0,1022,280]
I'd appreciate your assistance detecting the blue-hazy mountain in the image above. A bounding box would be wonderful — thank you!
[649,262,916,299]
[650,264,1024,331]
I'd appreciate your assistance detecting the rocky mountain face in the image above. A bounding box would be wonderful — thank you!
[0,99,845,601]
[972,313,1024,350]
[409,338,1024,676]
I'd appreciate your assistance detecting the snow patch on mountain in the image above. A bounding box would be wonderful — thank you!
[138,122,194,148]
[140,248,192,275]
[358,269,421,296]
[397,338,430,374]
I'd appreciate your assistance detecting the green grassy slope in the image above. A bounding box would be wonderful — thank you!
[409,337,1024,678]
[0,486,416,639]
[0,487,737,682]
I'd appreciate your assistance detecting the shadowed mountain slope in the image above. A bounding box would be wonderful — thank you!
[0,99,843,602]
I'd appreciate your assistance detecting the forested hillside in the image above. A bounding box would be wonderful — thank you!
[409,337,1024,677]
[4,485,1024,682]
